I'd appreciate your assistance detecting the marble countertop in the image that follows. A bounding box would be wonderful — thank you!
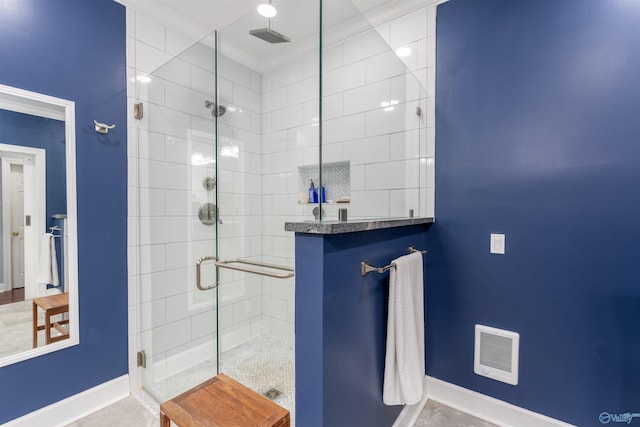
[284,217,434,235]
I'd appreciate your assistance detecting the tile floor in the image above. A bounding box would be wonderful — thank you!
[0,300,34,358]
[0,298,67,359]
[67,393,497,427]
[414,401,499,427]
[66,393,158,427]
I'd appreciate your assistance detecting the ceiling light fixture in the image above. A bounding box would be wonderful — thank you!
[257,2,277,18]
[396,46,412,58]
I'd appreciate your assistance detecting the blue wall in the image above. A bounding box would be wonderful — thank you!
[0,0,128,423]
[429,0,640,425]
[296,225,428,427]
[0,110,67,224]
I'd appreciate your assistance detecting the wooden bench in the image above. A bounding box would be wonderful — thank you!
[160,373,290,427]
[32,292,69,347]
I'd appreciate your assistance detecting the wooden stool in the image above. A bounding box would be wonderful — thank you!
[160,373,290,427]
[32,292,70,347]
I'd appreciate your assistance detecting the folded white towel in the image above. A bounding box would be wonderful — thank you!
[383,251,425,405]
[36,233,59,287]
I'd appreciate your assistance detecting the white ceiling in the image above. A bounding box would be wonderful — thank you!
[217,0,393,64]
[120,0,430,70]
[153,0,395,34]
[155,0,261,31]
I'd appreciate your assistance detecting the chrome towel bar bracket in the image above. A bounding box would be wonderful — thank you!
[360,246,427,276]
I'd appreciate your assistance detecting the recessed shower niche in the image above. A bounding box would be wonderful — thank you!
[298,161,350,205]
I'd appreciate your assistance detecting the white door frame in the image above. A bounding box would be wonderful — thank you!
[0,144,46,297]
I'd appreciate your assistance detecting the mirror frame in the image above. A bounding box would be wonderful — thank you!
[0,83,78,367]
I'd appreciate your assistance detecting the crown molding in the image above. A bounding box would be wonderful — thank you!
[114,0,210,42]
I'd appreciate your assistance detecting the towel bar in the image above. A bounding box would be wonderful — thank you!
[216,258,294,279]
[361,246,426,276]
[196,257,295,291]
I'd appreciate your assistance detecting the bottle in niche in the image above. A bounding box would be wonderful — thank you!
[309,179,318,203]
[320,185,326,203]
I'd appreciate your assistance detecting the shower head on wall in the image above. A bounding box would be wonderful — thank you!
[249,27,290,44]
[204,100,226,117]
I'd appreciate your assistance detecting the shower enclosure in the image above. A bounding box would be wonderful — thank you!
[133,0,428,424]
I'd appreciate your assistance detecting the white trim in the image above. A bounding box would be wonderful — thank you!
[0,98,65,122]
[1,158,12,292]
[392,376,430,427]
[3,375,130,427]
[357,0,436,30]
[63,91,80,365]
[393,376,576,427]
[0,88,67,122]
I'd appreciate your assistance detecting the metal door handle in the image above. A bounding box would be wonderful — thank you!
[12,231,19,236]
[196,256,217,290]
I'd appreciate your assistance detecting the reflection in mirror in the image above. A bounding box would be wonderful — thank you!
[0,84,77,367]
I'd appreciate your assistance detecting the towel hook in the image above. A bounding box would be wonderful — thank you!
[94,120,116,134]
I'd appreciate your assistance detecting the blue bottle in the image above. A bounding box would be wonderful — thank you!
[309,180,318,203]
[320,185,326,203]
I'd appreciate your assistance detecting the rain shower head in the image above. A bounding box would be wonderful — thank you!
[249,28,290,44]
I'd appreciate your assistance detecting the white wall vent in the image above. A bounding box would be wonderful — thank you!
[474,324,520,385]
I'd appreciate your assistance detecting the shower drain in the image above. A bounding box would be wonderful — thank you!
[263,387,282,400]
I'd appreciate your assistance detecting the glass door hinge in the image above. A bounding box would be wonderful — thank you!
[137,350,146,368]
[134,102,143,120]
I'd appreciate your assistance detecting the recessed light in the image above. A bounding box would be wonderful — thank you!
[257,3,277,18]
[396,46,412,58]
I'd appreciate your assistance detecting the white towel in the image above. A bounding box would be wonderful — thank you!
[36,233,59,286]
[383,251,425,405]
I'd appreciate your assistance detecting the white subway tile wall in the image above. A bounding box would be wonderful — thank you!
[127,2,437,394]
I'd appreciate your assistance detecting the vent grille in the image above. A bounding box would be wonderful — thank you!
[474,325,519,385]
[479,332,513,372]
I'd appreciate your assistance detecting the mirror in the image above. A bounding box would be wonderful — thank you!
[0,83,78,367]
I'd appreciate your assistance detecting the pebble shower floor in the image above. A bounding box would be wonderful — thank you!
[146,334,295,426]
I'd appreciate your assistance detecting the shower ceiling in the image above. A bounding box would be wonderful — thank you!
[130,0,394,61]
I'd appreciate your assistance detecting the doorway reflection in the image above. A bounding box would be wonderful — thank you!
[0,116,68,358]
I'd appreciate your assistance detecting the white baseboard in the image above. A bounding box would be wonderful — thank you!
[4,374,130,427]
[394,376,576,427]
[392,377,430,427]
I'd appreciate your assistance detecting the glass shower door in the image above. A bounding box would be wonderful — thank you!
[212,4,321,423]
[135,32,220,403]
